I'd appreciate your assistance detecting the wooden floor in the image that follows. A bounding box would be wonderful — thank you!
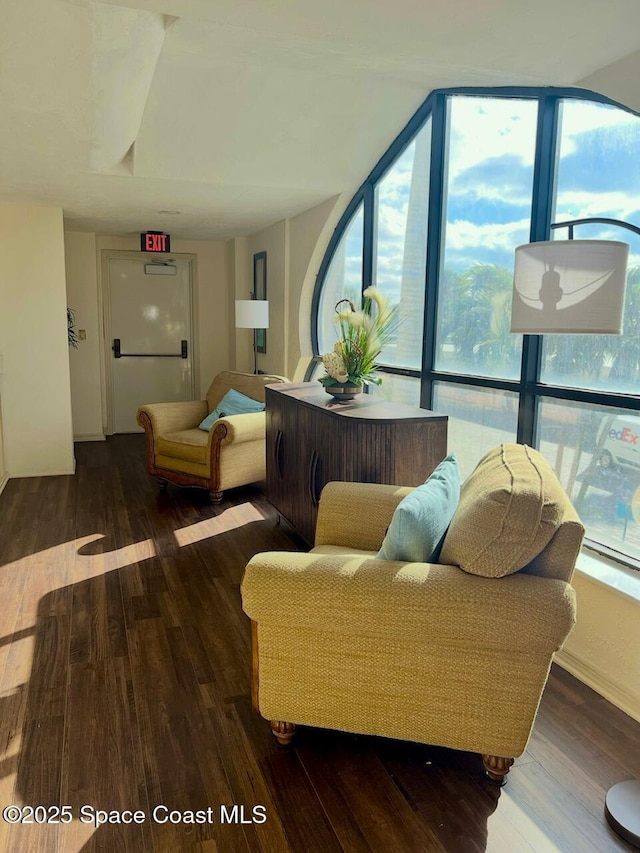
[0,435,637,853]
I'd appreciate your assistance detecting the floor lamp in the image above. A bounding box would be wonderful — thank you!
[511,216,640,848]
[235,299,269,375]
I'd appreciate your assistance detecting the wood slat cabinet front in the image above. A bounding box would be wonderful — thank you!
[265,383,448,545]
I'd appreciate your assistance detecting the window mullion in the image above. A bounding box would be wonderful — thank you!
[517,94,561,445]
[362,183,375,295]
[421,93,448,411]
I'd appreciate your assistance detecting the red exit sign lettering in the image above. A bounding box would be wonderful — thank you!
[140,231,171,253]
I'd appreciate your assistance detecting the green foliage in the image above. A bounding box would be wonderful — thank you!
[542,265,640,389]
[439,262,640,388]
[438,263,520,372]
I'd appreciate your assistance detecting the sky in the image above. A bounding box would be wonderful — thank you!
[367,93,640,301]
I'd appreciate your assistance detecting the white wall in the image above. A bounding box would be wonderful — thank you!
[288,195,342,379]
[229,236,252,373]
[246,221,287,377]
[0,392,7,494]
[0,204,74,476]
[557,561,640,723]
[65,232,103,440]
[237,195,341,380]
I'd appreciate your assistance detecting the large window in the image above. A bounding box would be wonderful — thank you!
[313,87,640,570]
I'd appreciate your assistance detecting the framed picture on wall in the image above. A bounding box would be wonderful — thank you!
[253,251,267,353]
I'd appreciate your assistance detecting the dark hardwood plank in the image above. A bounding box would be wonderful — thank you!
[233,696,344,853]
[59,657,151,853]
[296,731,447,853]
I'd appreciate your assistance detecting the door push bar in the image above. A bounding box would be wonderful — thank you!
[112,339,188,358]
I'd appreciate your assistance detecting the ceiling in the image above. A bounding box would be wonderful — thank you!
[1,0,639,241]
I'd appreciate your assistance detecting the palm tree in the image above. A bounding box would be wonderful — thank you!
[607,266,640,390]
[441,263,520,374]
[542,266,640,391]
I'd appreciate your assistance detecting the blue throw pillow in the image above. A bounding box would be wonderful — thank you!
[198,388,265,431]
[375,454,460,563]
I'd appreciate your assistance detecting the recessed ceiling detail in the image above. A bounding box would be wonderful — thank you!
[90,3,178,174]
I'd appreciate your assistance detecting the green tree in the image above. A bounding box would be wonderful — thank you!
[440,263,519,373]
[608,265,640,388]
[542,265,640,391]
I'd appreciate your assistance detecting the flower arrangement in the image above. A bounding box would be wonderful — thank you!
[319,286,398,391]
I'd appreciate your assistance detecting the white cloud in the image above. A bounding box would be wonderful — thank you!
[555,190,639,223]
[450,180,532,207]
[558,99,638,158]
[444,218,531,252]
[377,203,409,240]
[447,97,538,181]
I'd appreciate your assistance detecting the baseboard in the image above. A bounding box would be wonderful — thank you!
[555,648,640,724]
[74,433,106,442]
[8,467,76,478]
[0,473,8,496]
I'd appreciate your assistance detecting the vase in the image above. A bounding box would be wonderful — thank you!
[325,383,362,402]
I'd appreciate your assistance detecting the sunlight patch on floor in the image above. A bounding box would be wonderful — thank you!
[0,639,34,698]
[0,535,156,580]
[487,790,563,852]
[173,502,265,546]
[0,535,156,638]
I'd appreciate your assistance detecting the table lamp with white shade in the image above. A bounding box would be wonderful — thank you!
[235,299,269,375]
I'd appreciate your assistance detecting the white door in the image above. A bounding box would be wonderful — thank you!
[107,256,194,433]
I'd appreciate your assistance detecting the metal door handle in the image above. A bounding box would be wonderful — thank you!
[308,450,322,507]
[112,338,188,358]
[274,430,284,479]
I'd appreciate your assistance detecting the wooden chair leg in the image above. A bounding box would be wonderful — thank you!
[482,755,514,785]
[270,721,296,746]
[209,489,223,503]
[251,621,260,714]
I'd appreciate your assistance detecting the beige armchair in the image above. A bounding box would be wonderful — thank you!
[241,444,584,784]
[136,371,288,502]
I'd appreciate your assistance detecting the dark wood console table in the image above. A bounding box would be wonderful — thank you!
[265,382,448,545]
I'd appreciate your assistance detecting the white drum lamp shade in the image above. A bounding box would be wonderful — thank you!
[510,240,629,334]
[235,299,269,374]
[235,300,269,329]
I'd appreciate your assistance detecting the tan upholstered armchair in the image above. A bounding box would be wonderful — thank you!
[136,371,288,502]
[242,444,584,785]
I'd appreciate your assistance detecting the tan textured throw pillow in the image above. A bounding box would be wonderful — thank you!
[439,444,564,578]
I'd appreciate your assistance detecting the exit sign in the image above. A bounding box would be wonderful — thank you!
[141,231,171,253]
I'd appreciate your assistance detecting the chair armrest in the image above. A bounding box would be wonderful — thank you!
[208,412,266,448]
[315,481,414,551]
[242,551,576,654]
[136,400,208,437]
